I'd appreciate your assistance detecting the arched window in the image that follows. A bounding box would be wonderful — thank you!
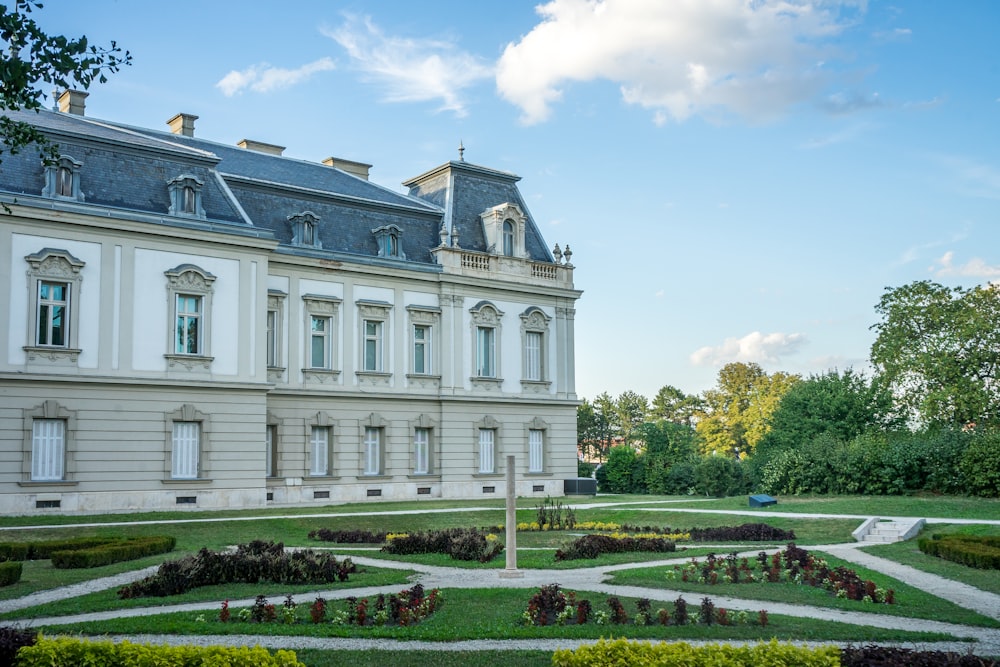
[502,219,515,256]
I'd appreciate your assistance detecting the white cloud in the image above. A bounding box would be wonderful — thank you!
[216,58,335,96]
[496,0,866,125]
[322,15,492,117]
[931,251,1000,279]
[690,331,807,367]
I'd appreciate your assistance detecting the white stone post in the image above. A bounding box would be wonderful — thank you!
[499,454,524,578]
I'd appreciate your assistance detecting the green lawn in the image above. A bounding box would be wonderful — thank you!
[33,588,960,645]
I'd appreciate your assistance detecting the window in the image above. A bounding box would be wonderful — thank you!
[363,320,383,371]
[164,265,215,367]
[31,419,65,481]
[529,429,544,473]
[524,331,542,380]
[289,211,322,249]
[470,301,503,385]
[42,155,83,201]
[36,281,68,347]
[520,307,552,389]
[302,295,340,378]
[413,428,430,475]
[476,327,495,377]
[171,422,200,480]
[372,224,405,259]
[478,429,495,474]
[363,427,381,475]
[175,294,202,354]
[310,316,331,369]
[266,291,286,375]
[24,249,85,359]
[167,175,205,218]
[356,300,391,381]
[310,426,331,476]
[265,424,278,478]
[502,219,515,256]
[412,325,430,374]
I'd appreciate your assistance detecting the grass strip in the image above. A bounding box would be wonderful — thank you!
[32,588,962,644]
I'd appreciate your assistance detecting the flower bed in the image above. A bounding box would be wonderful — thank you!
[667,544,895,604]
[118,540,355,599]
[381,527,503,563]
[208,585,442,627]
[523,584,768,627]
[554,534,677,561]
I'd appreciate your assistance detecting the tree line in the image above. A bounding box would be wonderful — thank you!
[578,280,1000,498]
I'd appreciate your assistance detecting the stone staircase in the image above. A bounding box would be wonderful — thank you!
[852,517,926,544]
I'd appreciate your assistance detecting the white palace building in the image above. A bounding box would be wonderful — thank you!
[0,91,581,514]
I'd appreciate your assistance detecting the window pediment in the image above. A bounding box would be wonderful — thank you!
[289,211,322,248]
[480,203,526,257]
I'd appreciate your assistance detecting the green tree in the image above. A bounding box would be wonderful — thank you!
[596,444,640,494]
[614,390,648,447]
[870,280,1000,427]
[758,368,899,455]
[1,1,130,167]
[578,392,617,462]
[650,384,704,426]
[696,362,799,458]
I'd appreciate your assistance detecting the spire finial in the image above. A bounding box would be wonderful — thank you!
[458,140,465,162]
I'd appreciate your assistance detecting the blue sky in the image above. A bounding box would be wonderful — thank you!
[45,0,1000,401]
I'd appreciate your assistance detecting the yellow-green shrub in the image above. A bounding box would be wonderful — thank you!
[15,637,304,667]
[551,638,840,667]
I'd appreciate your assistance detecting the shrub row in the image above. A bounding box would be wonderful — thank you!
[554,534,676,561]
[50,536,176,569]
[118,541,354,599]
[381,528,503,563]
[552,638,840,667]
[841,644,999,666]
[0,625,37,665]
[308,528,387,543]
[618,522,795,542]
[14,637,303,667]
[0,537,138,562]
[0,562,22,588]
[919,534,1000,570]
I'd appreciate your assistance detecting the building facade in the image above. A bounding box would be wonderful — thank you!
[0,92,581,514]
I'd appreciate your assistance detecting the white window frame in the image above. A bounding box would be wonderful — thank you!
[363,427,381,475]
[24,248,85,361]
[164,265,215,368]
[356,300,391,382]
[479,203,526,258]
[412,324,430,374]
[171,421,200,480]
[22,400,76,483]
[302,295,341,379]
[478,429,495,474]
[36,280,69,347]
[174,294,203,355]
[406,305,441,384]
[31,419,66,481]
[520,307,552,389]
[363,319,383,372]
[413,427,430,475]
[528,429,544,473]
[164,404,209,481]
[266,291,286,374]
[470,301,503,386]
[309,426,331,476]
[265,423,279,478]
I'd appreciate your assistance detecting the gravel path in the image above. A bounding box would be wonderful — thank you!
[3,504,1000,657]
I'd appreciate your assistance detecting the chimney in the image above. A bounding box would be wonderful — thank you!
[322,156,372,181]
[237,139,285,156]
[57,90,89,116]
[167,113,198,137]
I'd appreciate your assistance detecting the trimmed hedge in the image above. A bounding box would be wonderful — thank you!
[15,637,304,667]
[918,534,1000,570]
[552,638,840,666]
[0,536,175,566]
[0,561,22,587]
[50,536,176,569]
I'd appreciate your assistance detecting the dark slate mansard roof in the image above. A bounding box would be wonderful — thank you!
[0,107,556,267]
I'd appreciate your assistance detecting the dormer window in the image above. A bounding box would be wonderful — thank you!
[42,156,84,201]
[480,203,527,258]
[167,175,205,218]
[289,211,322,249]
[373,224,405,259]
